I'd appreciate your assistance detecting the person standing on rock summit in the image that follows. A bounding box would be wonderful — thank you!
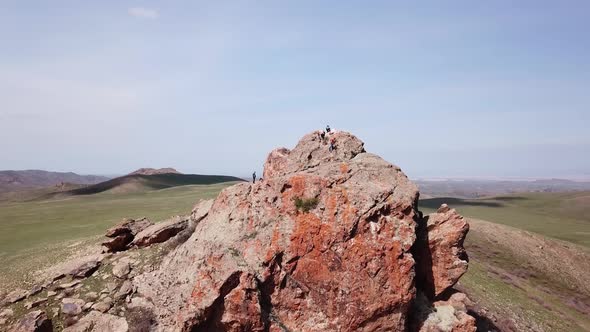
[252,172,256,183]
[326,125,331,134]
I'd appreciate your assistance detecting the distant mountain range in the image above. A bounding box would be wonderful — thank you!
[128,167,181,176]
[0,168,244,201]
[0,170,110,193]
[416,178,590,198]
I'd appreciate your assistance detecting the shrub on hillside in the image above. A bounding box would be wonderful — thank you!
[293,196,319,213]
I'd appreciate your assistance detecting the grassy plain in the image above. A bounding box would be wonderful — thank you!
[0,182,237,292]
[420,191,590,247]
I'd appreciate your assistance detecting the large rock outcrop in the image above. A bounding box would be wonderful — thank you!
[414,204,469,299]
[134,131,473,331]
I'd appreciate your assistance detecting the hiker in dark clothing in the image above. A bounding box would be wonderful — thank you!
[252,171,256,183]
[326,125,331,134]
[320,130,326,141]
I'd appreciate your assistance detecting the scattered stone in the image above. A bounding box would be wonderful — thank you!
[63,316,79,327]
[61,298,85,316]
[106,282,118,293]
[26,285,44,298]
[85,292,99,302]
[51,308,59,318]
[55,293,65,300]
[69,260,101,279]
[52,273,66,282]
[4,288,28,304]
[411,291,476,332]
[9,310,52,332]
[102,233,133,253]
[114,281,133,300]
[112,261,131,279]
[56,280,81,290]
[24,298,48,310]
[131,216,189,248]
[0,309,14,325]
[1,308,13,317]
[83,302,94,311]
[46,291,57,297]
[3,289,28,305]
[62,311,128,332]
[63,288,76,297]
[106,217,153,238]
[92,297,113,313]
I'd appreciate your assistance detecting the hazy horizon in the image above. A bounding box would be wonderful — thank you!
[1,2,589,179]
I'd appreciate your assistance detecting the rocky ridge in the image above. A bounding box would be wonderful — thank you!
[1,131,474,331]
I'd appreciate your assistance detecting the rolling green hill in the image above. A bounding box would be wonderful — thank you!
[420,191,590,331]
[52,173,244,197]
[420,191,590,247]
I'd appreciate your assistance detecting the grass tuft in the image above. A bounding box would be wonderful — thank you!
[293,196,319,213]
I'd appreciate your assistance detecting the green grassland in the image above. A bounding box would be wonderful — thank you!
[420,191,590,247]
[0,182,237,292]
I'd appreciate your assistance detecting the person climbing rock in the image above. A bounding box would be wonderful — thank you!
[329,137,336,152]
[326,125,331,134]
[320,130,326,141]
[252,171,256,183]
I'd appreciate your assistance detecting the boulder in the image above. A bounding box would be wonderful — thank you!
[69,260,100,279]
[8,310,51,332]
[112,261,131,279]
[62,311,128,332]
[414,204,469,298]
[135,131,424,331]
[102,233,133,253]
[411,292,477,332]
[131,216,188,248]
[105,217,153,238]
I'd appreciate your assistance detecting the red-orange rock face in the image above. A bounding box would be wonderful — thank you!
[134,131,472,332]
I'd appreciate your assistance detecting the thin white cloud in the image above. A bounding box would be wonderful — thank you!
[128,7,159,19]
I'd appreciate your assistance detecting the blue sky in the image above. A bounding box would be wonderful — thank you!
[1,1,589,179]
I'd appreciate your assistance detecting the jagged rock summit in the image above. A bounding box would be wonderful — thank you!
[131,131,473,332]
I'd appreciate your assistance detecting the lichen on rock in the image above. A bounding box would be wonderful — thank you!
[131,130,474,331]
